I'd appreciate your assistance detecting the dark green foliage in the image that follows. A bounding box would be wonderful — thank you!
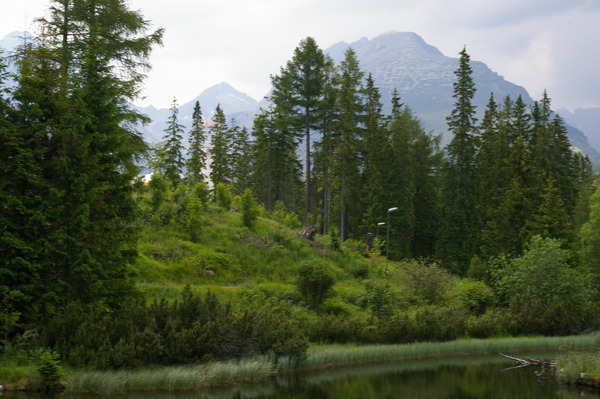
[230,126,253,195]
[30,348,64,389]
[365,282,394,319]
[0,0,163,329]
[296,261,335,310]
[41,287,307,369]
[187,101,207,183]
[240,188,260,229]
[497,236,596,335]
[437,47,480,273]
[271,36,328,222]
[413,306,468,342]
[160,98,186,185]
[209,105,232,187]
[252,310,308,367]
[251,107,303,212]
[329,48,366,241]
[215,183,233,210]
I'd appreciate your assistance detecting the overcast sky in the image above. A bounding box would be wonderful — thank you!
[2,0,599,111]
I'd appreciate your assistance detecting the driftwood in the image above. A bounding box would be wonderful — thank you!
[500,353,555,370]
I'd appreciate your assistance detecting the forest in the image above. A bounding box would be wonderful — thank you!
[2,0,600,382]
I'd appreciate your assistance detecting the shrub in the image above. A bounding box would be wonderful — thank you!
[401,260,452,305]
[215,183,233,210]
[413,306,468,342]
[466,308,514,338]
[455,280,496,315]
[377,313,415,344]
[295,261,335,310]
[365,282,395,319]
[240,188,259,229]
[497,236,596,335]
[30,348,64,389]
[179,194,204,242]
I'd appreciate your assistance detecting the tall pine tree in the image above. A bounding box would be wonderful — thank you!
[271,37,328,223]
[437,47,480,273]
[1,0,163,325]
[187,100,207,183]
[161,97,185,185]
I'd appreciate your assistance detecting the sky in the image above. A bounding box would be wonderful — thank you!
[2,0,600,111]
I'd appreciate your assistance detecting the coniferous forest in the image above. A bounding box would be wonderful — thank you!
[2,0,600,378]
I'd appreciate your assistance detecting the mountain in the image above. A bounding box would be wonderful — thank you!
[326,31,599,163]
[0,31,36,52]
[137,82,259,143]
[559,108,600,155]
[2,30,598,161]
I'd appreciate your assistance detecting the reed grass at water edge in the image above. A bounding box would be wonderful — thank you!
[64,334,600,393]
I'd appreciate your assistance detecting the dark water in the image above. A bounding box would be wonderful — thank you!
[6,354,599,399]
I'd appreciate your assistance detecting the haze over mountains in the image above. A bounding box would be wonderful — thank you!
[2,30,600,162]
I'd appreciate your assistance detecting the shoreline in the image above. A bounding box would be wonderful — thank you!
[3,334,599,394]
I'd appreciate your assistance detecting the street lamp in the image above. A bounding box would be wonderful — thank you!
[386,207,398,276]
[376,222,385,237]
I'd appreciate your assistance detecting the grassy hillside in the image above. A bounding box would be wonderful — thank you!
[130,196,503,345]
[134,202,383,309]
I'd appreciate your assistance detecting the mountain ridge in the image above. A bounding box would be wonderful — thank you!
[2,30,599,161]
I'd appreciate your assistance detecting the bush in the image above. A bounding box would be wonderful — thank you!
[215,183,233,210]
[179,194,204,242]
[30,348,64,389]
[401,260,452,305]
[376,313,415,344]
[497,236,596,335]
[296,261,335,310]
[466,308,514,338]
[240,188,260,228]
[413,306,468,342]
[365,282,395,319]
[455,280,496,315]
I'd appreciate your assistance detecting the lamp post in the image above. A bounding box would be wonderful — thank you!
[386,207,398,276]
[376,222,385,237]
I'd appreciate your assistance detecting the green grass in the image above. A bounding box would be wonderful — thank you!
[556,349,600,383]
[0,361,40,390]
[65,358,273,393]
[301,334,600,370]
[59,334,600,393]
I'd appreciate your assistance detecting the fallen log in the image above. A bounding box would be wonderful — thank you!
[500,353,555,370]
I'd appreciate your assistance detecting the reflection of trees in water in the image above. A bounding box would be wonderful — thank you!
[52,354,585,399]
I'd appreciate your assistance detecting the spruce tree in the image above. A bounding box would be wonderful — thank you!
[231,126,253,195]
[251,106,302,211]
[161,97,185,186]
[271,37,328,223]
[360,75,390,237]
[330,48,366,241]
[187,101,207,183]
[437,47,480,273]
[1,0,163,324]
[209,104,232,188]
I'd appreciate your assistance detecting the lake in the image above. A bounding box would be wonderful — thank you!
[5,353,598,399]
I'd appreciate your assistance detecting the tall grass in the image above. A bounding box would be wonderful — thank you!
[66,358,273,393]
[299,335,600,371]
[63,334,600,393]
[556,349,600,383]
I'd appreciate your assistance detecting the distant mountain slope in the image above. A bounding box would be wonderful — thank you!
[2,30,598,161]
[138,82,258,143]
[559,108,600,155]
[329,32,523,132]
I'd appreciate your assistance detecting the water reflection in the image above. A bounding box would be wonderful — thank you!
[4,353,598,399]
